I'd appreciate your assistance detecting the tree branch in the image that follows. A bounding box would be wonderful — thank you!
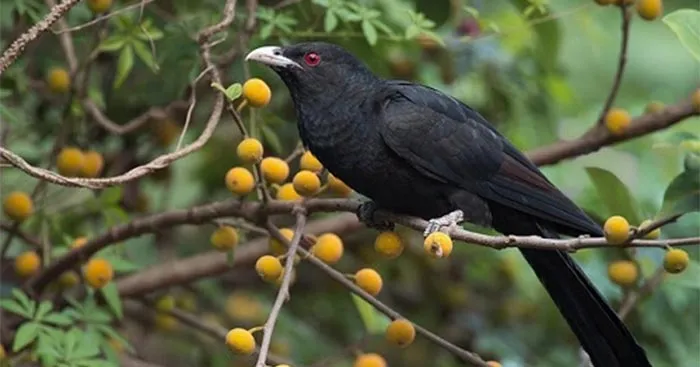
[595,5,632,127]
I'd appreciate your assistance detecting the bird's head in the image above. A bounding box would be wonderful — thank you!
[245,42,378,105]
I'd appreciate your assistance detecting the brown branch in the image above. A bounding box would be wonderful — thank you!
[44,0,78,72]
[0,223,44,248]
[84,100,190,135]
[527,99,699,166]
[618,265,666,321]
[118,355,165,367]
[0,0,83,74]
[56,0,157,34]
[595,5,632,127]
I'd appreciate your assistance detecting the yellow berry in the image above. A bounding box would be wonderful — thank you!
[424,232,453,258]
[374,231,404,259]
[664,248,689,274]
[311,233,344,264]
[87,0,112,14]
[15,251,40,278]
[327,173,353,197]
[269,228,294,255]
[486,362,503,367]
[225,167,255,195]
[261,157,290,184]
[292,170,321,197]
[107,337,124,353]
[210,226,239,251]
[79,150,104,178]
[225,328,256,355]
[152,118,181,147]
[355,268,383,296]
[300,151,323,172]
[353,353,387,367]
[236,138,264,164]
[638,219,661,239]
[636,0,662,20]
[47,67,70,93]
[385,319,415,347]
[155,295,176,312]
[255,255,284,282]
[604,108,631,136]
[56,147,85,177]
[3,191,33,222]
[154,313,178,331]
[83,258,114,289]
[276,183,302,201]
[242,78,272,108]
[604,215,630,244]
[692,89,700,113]
[71,236,88,249]
[58,271,80,289]
[608,260,638,287]
[644,101,665,114]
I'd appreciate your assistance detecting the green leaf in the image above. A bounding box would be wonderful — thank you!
[34,301,53,321]
[12,288,34,315]
[98,36,126,52]
[659,171,700,216]
[260,23,274,40]
[44,312,73,326]
[663,9,700,61]
[114,45,134,89]
[666,260,700,289]
[351,294,390,334]
[100,283,123,320]
[405,25,420,40]
[324,11,338,32]
[13,321,40,351]
[64,327,81,360]
[361,20,378,45]
[0,299,32,318]
[225,83,243,101]
[97,325,135,353]
[108,257,140,272]
[585,167,641,225]
[226,249,235,266]
[132,41,159,73]
[371,19,395,37]
[260,124,283,155]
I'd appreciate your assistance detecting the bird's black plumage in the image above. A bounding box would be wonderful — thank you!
[246,42,652,367]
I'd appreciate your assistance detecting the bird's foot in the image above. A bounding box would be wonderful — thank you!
[356,201,395,231]
[423,210,464,237]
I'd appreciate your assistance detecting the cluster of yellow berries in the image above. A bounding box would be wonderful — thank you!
[56,146,105,178]
[593,0,663,21]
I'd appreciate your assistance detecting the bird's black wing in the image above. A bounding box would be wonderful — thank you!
[378,81,602,236]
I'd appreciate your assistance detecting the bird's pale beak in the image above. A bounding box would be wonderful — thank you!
[245,46,301,69]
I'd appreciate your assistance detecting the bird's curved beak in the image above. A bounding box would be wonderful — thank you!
[245,46,301,69]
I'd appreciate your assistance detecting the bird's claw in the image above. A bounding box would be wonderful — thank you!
[423,210,464,237]
[356,201,394,231]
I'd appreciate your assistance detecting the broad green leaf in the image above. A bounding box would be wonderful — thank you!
[362,20,378,45]
[44,312,73,326]
[98,36,126,52]
[114,45,134,89]
[350,294,391,334]
[132,41,159,72]
[0,299,32,318]
[100,283,123,320]
[13,321,40,351]
[34,301,53,320]
[260,124,283,154]
[659,171,700,216]
[585,167,641,225]
[663,9,700,61]
[225,83,242,101]
[108,257,140,272]
[665,260,700,290]
[324,11,338,32]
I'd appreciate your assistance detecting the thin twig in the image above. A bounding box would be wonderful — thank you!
[56,0,157,34]
[618,265,666,320]
[596,5,632,126]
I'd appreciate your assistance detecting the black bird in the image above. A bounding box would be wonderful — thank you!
[246,42,652,367]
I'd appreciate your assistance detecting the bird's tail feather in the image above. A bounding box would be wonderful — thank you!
[519,226,651,367]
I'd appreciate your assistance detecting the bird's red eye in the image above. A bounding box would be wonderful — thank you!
[303,52,321,66]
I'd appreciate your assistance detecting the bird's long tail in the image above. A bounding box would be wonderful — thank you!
[519,226,651,367]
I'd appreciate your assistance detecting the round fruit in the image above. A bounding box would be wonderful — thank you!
[486,362,503,367]
[607,260,638,287]
[355,268,383,296]
[299,151,323,172]
[292,170,321,197]
[636,0,662,20]
[80,150,104,178]
[276,183,302,201]
[155,295,176,312]
[226,328,256,355]
[353,353,387,367]
[327,173,352,197]
[255,255,284,282]
[644,101,665,114]
[58,271,80,288]
[311,233,344,264]
[15,251,40,278]
[83,258,114,289]
[269,228,294,255]
[604,216,630,244]
[152,118,180,147]
[663,248,689,274]
[260,157,290,184]
[242,78,272,108]
[87,0,112,14]
[71,236,88,249]
[47,67,70,93]
[155,313,178,331]
[385,319,415,347]
[424,232,453,258]
[3,191,33,222]
[374,231,404,258]
[56,147,85,177]
[604,108,631,136]
[210,226,239,251]
[225,167,255,195]
[638,219,661,239]
[236,138,264,164]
